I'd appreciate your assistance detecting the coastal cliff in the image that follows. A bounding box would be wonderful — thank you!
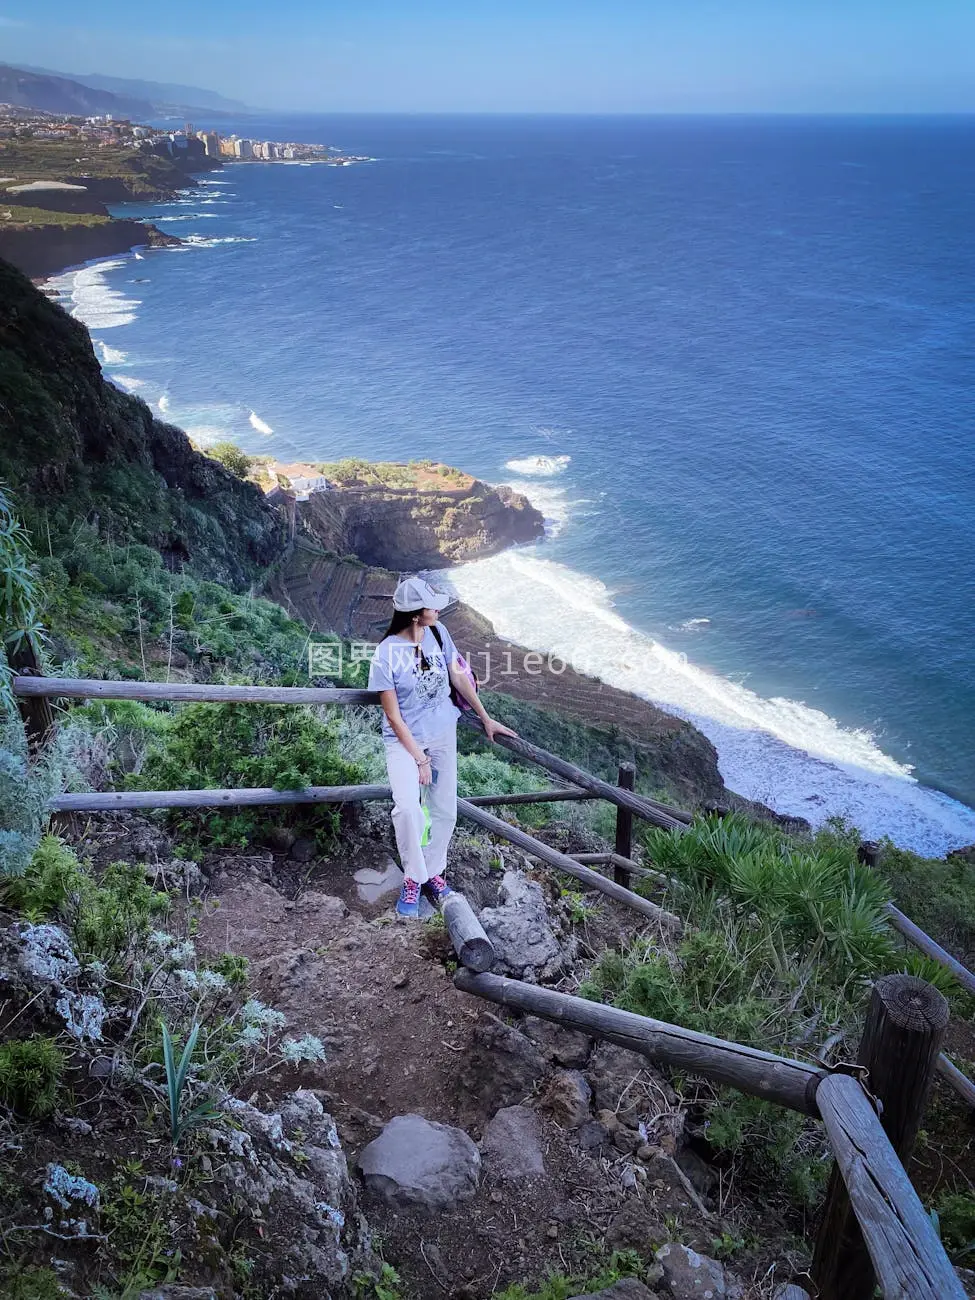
[297,472,545,568]
[0,257,285,586]
[0,218,181,281]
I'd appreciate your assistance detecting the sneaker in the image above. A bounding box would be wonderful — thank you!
[396,878,421,917]
[424,874,453,905]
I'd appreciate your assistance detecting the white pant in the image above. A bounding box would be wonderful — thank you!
[385,725,458,884]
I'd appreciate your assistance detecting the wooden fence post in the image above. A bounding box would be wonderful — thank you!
[8,640,54,753]
[812,974,950,1300]
[614,761,635,886]
[858,840,882,868]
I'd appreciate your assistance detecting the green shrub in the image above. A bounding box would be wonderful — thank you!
[207,441,253,478]
[934,1190,975,1262]
[0,1035,65,1118]
[0,1266,65,1299]
[130,702,363,854]
[7,836,167,966]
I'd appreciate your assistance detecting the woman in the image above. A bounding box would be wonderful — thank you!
[368,576,518,916]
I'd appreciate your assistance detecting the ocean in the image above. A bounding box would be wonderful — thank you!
[46,114,975,856]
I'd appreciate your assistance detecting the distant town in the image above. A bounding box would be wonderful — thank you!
[0,104,370,166]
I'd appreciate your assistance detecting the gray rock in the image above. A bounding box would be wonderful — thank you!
[480,1105,545,1180]
[479,870,570,978]
[541,1069,592,1130]
[523,1015,593,1067]
[655,1243,740,1300]
[568,1280,659,1300]
[206,1089,367,1293]
[577,1119,612,1153]
[358,1113,481,1210]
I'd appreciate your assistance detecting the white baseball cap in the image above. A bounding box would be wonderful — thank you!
[392,576,448,611]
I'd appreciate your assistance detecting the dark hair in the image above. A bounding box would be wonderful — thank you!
[383,607,423,638]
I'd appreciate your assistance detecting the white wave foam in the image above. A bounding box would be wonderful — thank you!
[134,252,144,261]
[183,425,228,446]
[505,454,571,476]
[46,260,139,330]
[672,617,712,632]
[96,341,128,365]
[441,550,975,856]
[182,235,257,247]
[109,374,147,392]
[158,394,171,414]
[249,410,273,435]
[199,179,232,185]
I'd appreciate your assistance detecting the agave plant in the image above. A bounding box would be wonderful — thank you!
[160,1021,222,1148]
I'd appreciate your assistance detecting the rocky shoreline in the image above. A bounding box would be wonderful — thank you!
[0,218,181,280]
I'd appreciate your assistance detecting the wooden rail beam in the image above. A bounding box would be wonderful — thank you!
[460,715,693,831]
[456,797,682,930]
[13,675,378,707]
[813,975,952,1300]
[49,784,392,812]
[454,969,825,1114]
[815,1072,963,1300]
[463,787,595,806]
[442,894,495,972]
[884,904,975,999]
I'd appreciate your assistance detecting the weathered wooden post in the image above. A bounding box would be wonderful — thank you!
[8,640,55,753]
[613,761,635,886]
[812,974,950,1300]
[857,840,882,868]
[442,893,496,973]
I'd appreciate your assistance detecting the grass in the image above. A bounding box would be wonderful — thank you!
[0,204,110,228]
[315,457,474,490]
[577,813,933,1218]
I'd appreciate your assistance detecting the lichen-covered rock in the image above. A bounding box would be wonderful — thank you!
[205,1089,370,1296]
[358,1113,481,1210]
[479,871,573,979]
[480,1105,546,1180]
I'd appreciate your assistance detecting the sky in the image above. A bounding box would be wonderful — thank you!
[2,1,975,114]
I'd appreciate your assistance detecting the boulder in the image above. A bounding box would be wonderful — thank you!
[479,871,571,978]
[523,1015,593,1067]
[541,1069,592,1130]
[358,1114,480,1211]
[655,1244,743,1300]
[459,1014,549,1113]
[587,1041,679,1133]
[480,1106,545,1180]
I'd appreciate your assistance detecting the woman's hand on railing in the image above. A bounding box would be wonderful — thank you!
[482,717,519,743]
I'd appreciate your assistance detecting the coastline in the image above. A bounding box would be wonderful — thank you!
[34,166,975,858]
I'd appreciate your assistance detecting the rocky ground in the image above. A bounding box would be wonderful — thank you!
[181,806,808,1299]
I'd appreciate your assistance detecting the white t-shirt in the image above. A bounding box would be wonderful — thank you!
[367,623,461,745]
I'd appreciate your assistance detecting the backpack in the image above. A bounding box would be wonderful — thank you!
[431,623,479,711]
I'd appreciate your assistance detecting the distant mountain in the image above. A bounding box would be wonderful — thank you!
[17,65,253,115]
[0,64,153,117]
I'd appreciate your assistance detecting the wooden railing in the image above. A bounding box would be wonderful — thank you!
[12,671,974,1299]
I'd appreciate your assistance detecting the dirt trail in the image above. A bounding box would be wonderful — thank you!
[194,829,729,1299]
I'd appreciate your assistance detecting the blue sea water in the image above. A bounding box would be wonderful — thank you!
[47,114,975,854]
